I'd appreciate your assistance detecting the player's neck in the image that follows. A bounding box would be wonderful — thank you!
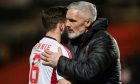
[45,31,61,42]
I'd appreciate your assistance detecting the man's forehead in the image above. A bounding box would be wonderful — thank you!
[67,9,80,16]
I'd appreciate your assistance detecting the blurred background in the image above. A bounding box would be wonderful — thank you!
[0,0,140,84]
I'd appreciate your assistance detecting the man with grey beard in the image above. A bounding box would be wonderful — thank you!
[41,1,121,84]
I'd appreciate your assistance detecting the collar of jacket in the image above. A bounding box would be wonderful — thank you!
[70,18,108,46]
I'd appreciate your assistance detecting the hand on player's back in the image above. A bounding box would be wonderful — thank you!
[41,47,62,67]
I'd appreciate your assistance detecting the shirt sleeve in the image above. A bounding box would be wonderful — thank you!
[56,70,64,80]
[56,45,72,80]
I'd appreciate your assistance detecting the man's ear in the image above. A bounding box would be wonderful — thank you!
[61,23,65,32]
[57,22,64,33]
[84,19,92,27]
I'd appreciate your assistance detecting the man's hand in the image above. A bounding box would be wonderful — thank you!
[41,47,62,68]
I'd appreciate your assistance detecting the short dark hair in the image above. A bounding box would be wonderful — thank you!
[42,6,67,32]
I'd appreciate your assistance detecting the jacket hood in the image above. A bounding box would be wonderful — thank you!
[81,18,108,45]
[89,18,108,31]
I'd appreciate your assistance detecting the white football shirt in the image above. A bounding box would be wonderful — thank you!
[29,37,71,84]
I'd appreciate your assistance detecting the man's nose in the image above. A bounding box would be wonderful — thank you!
[65,20,70,27]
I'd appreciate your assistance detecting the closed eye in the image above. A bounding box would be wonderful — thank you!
[69,19,76,22]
